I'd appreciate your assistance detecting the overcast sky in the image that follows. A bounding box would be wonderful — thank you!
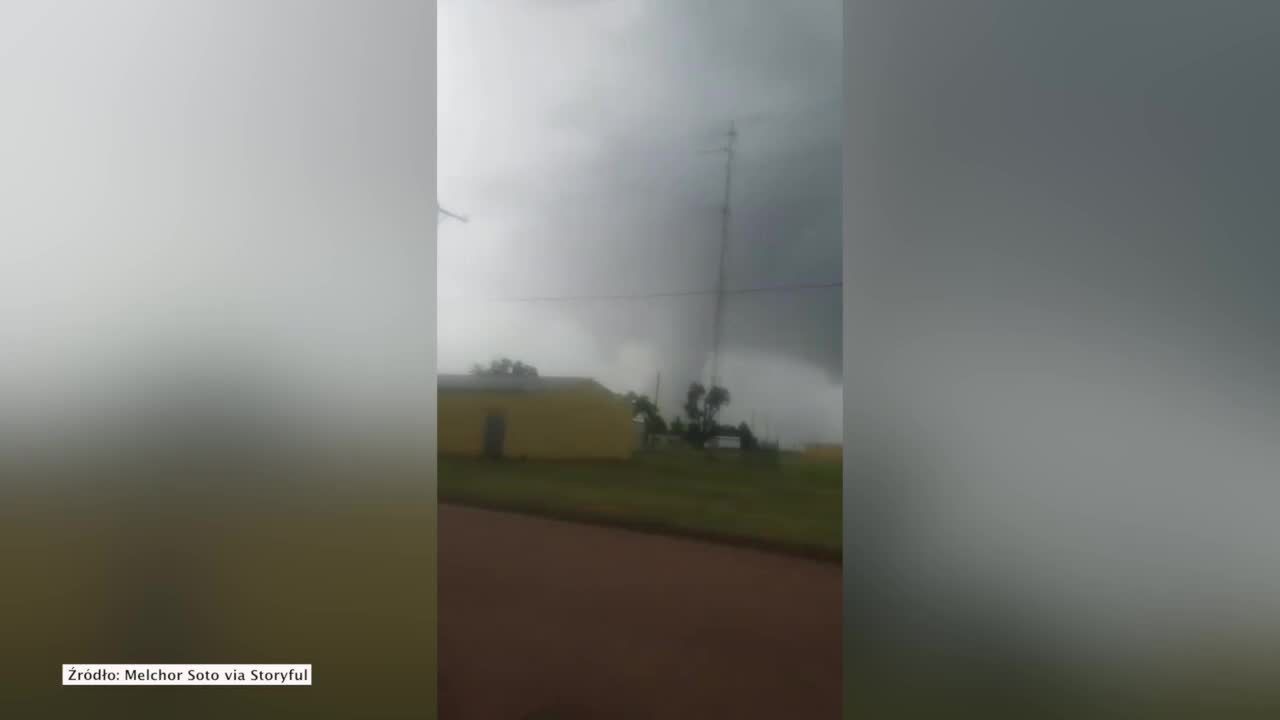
[845,0,1280,671]
[438,0,843,445]
[1,0,839,449]
[1,0,435,449]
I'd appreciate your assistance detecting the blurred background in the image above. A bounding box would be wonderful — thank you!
[7,0,1279,716]
[0,2,435,717]
[846,1,1280,716]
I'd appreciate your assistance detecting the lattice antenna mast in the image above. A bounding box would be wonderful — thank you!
[709,121,736,389]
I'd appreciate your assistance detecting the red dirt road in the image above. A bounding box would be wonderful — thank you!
[438,505,842,719]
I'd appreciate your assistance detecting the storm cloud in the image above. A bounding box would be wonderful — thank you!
[438,0,842,443]
[845,0,1280,684]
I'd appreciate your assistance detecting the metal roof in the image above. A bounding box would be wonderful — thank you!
[437,374,603,393]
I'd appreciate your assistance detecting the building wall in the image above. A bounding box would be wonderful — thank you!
[438,384,636,460]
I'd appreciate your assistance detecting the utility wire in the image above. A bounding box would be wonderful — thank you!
[437,205,468,224]
[437,280,841,305]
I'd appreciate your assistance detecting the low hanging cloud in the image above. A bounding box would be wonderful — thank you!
[438,0,843,442]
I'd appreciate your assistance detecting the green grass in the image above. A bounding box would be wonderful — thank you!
[1,466,436,720]
[438,449,842,562]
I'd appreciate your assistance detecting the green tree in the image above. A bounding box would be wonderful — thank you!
[682,382,705,423]
[682,381,732,448]
[704,386,730,433]
[683,383,706,445]
[471,357,539,377]
[625,392,667,447]
[670,416,686,436]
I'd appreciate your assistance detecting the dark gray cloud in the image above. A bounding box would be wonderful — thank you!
[439,0,842,439]
[845,0,1280,680]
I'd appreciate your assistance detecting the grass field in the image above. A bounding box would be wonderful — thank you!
[438,449,842,562]
[1,465,436,720]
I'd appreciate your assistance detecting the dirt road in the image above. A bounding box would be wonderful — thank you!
[438,505,842,719]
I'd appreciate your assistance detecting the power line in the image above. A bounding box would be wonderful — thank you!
[437,280,841,305]
[437,205,468,224]
[693,98,842,139]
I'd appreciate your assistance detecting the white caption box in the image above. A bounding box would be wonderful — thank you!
[64,664,311,686]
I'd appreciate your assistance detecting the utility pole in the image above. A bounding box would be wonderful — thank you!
[709,121,736,390]
[652,370,662,448]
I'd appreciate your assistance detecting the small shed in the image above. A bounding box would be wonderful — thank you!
[437,374,637,460]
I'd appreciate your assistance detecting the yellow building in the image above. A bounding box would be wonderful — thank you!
[437,374,637,460]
